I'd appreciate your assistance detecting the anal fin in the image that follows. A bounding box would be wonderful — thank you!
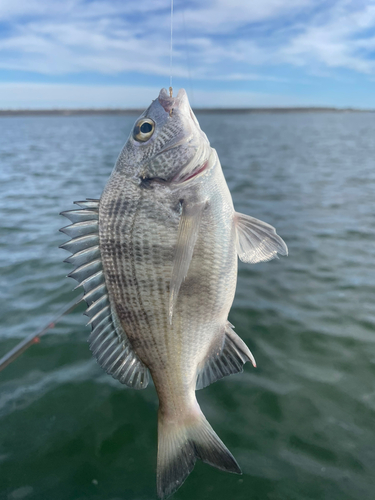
[196,323,256,390]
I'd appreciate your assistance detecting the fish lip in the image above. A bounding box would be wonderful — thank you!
[137,88,208,185]
[158,88,187,113]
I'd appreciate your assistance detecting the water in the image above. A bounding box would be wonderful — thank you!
[1,111,375,500]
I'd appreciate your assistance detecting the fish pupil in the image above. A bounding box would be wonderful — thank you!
[141,122,153,133]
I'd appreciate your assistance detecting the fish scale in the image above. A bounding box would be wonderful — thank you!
[100,160,237,412]
[101,184,169,364]
[61,88,288,499]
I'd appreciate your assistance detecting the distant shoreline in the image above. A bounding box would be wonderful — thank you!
[0,107,374,116]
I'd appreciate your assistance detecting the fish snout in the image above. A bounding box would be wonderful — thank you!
[158,88,189,114]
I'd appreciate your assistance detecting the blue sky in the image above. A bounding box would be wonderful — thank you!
[1,0,375,108]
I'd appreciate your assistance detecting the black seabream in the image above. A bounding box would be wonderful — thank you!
[60,88,288,498]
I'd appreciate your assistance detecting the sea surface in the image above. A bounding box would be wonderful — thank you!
[0,111,374,500]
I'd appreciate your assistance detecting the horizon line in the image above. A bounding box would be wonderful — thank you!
[1,106,374,116]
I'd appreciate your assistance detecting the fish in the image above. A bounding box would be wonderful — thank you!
[60,88,288,498]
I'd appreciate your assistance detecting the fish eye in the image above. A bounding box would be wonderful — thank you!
[133,118,155,142]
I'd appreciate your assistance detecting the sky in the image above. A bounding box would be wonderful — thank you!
[1,0,375,108]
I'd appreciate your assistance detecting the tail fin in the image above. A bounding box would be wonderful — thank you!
[157,410,241,499]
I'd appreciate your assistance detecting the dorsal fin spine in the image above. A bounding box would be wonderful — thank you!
[90,329,116,356]
[86,305,111,326]
[68,258,102,283]
[106,346,128,372]
[97,336,119,362]
[102,343,126,370]
[83,282,107,305]
[88,316,113,342]
[73,270,103,291]
[112,353,131,377]
[64,246,100,266]
[84,294,109,317]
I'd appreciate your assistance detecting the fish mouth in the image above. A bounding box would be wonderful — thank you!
[136,88,211,186]
[158,88,188,114]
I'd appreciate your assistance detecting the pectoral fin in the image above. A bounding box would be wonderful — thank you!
[169,201,205,323]
[234,212,288,264]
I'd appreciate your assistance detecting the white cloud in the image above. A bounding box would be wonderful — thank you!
[0,0,330,79]
[0,0,375,104]
[178,0,314,34]
[281,2,375,73]
[0,0,166,20]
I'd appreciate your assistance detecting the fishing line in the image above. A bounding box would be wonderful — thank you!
[169,0,174,96]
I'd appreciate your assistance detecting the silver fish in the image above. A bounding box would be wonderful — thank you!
[60,88,287,498]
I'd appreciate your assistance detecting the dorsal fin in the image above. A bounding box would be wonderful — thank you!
[60,199,150,390]
[196,323,256,390]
